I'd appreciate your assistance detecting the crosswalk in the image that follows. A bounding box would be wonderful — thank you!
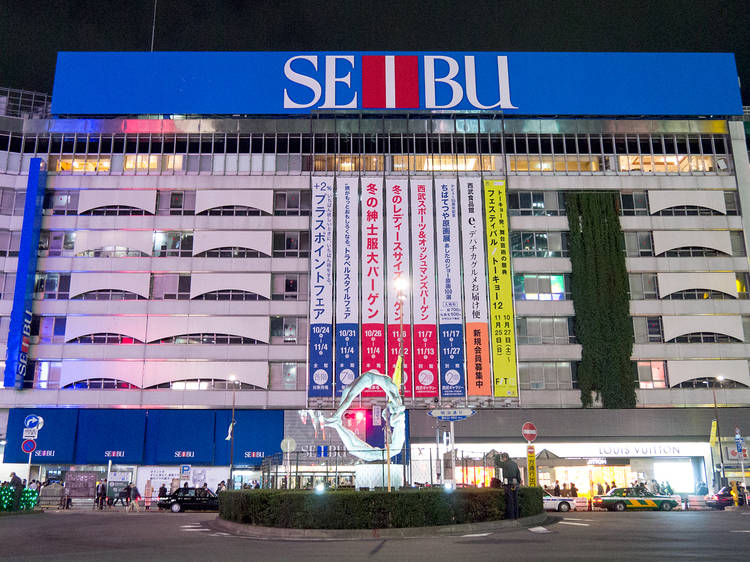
[179,522,231,537]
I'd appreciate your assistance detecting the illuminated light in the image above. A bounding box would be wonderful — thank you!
[355,411,365,422]
[716,375,725,382]
[315,483,325,494]
[394,277,409,292]
[444,482,454,492]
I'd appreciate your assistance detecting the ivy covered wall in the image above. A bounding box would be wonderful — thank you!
[566,192,636,408]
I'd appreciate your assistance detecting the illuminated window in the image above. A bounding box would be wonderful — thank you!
[391,154,495,172]
[509,155,600,172]
[636,361,668,389]
[49,156,111,173]
[513,274,569,301]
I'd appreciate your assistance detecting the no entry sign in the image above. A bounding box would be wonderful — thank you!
[522,422,537,443]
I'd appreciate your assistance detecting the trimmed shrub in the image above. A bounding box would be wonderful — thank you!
[219,487,543,529]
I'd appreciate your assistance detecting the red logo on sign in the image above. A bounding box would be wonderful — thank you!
[522,422,537,443]
[362,55,419,109]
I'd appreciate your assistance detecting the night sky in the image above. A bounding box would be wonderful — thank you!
[2,0,750,104]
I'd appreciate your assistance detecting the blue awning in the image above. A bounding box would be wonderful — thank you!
[74,409,146,464]
[143,410,216,465]
[3,408,78,463]
[214,410,283,466]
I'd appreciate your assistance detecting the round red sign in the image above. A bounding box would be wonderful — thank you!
[21,439,36,454]
[522,422,537,442]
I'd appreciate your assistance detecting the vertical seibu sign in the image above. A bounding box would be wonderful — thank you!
[386,179,412,397]
[335,179,359,396]
[436,180,466,398]
[308,178,334,397]
[360,178,386,396]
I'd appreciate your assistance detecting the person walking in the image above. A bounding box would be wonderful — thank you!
[127,483,142,512]
[496,452,521,520]
[570,483,578,497]
[553,480,561,496]
[96,480,107,510]
[9,472,23,511]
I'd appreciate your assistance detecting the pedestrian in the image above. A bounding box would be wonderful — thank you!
[158,483,168,498]
[496,452,521,520]
[183,481,189,489]
[570,483,578,497]
[597,482,604,495]
[553,480,560,496]
[611,480,616,491]
[127,483,142,512]
[561,483,569,497]
[96,479,108,510]
[9,472,23,510]
[216,481,225,494]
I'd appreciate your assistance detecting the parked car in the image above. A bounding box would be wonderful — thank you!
[705,487,747,510]
[593,488,678,511]
[157,487,219,513]
[543,492,576,512]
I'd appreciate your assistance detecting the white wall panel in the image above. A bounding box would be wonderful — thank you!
[666,359,750,387]
[192,230,272,256]
[189,273,271,299]
[662,315,744,342]
[78,189,156,213]
[60,361,144,388]
[142,361,268,388]
[652,230,732,256]
[648,190,727,214]
[69,272,151,298]
[64,316,148,342]
[74,230,154,256]
[145,315,269,343]
[657,272,738,298]
[195,189,273,214]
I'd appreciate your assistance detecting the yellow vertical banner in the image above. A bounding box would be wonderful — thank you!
[483,179,518,398]
[527,445,537,487]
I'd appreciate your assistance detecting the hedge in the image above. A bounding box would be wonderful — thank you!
[219,487,543,529]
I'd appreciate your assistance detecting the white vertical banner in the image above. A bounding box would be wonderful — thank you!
[361,177,386,396]
[335,178,359,396]
[385,178,412,397]
[436,179,467,398]
[459,177,491,396]
[308,177,334,397]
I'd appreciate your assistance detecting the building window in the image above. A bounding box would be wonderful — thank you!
[669,332,741,343]
[737,273,750,300]
[272,231,310,257]
[636,361,668,389]
[198,205,265,216]
[150,273,191,300]
[270,316,307,344]
[724,191,741,215]
[272,273,307,300]
[77,246,147,258]
[30,361,62,389]
[48,155,111,174]
[633,316,663,343]
[29,316,66,344]
[513,274,570,301]
[71,290,146,301]
[156,190,195,215]
[150,333,261,345]
[194,247,265,258]
[274,190,312,216]
[152,232,193,257]
[516,317,575,345]
[664,289,735,300]
[518,362,576,390]
[34,273,71,300]
[675,377,747,389]
[64,378,139,390]
[0,272,15,299]
[510,232,568,258]
[628,273,658,300]
[508,191,566,216]
[38,231,75,257]
[81,205,149,216]
[270,361,306,391]
[42,190,77,215]
[145,379,260,390]
[192,290,266,301]
[69,333,142,344]
[509,155,601,173]
[0,230,21,257]
[623,232,653,257]
[619,192,649,216]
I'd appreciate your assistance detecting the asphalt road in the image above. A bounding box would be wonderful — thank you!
[1,509,749,561]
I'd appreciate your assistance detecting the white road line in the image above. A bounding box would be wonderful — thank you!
[182,528,210,532]
[563,518,594,521]
[461,533,491,537]
[180,524,201,527]
[559,521,590,527]
[528,526,552,533]
[729,530,750,533]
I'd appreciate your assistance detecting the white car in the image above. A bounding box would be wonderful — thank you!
[543,492,576,512]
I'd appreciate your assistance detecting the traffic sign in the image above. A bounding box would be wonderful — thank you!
[281,437,297,453]
[21,439,36,454]
[23,414,44,430]
[180,465,191,475]
[427,408,476,422]
[22,428,38,440]
[522,422,538,443]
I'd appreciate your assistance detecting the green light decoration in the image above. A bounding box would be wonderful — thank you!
[0,487,38,512]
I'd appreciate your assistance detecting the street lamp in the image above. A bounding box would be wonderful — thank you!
[712,375,727,488]
[229,374,237,489]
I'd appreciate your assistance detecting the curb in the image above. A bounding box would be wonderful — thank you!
[208,512,549,540]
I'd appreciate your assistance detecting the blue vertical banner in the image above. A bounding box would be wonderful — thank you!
[308,177,334,397]
[436,180,467,398]
[4,158,46,388]
[335,179,359,396]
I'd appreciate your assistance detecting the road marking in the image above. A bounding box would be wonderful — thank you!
[564,518,594,521]
[208,532,232,537]
[729,530,750,533]
[559,521,590,527]
[182,528,210,532]
[461,533,491,537]
[528,526,551,533]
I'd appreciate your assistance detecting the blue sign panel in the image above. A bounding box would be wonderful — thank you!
[144,410,216,465]
[439,325,467,398]
[4,159,46,388]
[214,410,283,467]
[74,410,147,464]
[52,52,743,116]
[3,408,78,463]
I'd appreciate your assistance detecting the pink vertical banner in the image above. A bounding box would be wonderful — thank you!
[361,177,386,397]
[410,178,439,398]
[386,178,412,397]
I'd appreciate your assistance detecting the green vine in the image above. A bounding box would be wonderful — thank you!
[566,192,635,408]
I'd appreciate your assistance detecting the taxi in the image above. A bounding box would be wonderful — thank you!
[593,487,678,512]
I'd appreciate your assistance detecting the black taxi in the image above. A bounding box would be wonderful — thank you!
[157,487,219,513]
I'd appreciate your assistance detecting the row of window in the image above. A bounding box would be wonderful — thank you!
[629,273,750,300]
[624,231,746,257]
[633,316,750,343]
[508,190,740,217]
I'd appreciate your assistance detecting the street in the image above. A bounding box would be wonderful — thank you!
[0,509,748,561]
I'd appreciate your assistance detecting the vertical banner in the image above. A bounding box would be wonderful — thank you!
[361,178,386,396]
[307,177,334,398]
[527,445,537,487]
[4,158,46,388]
[335,179,359,396]
[459,178,491,396]
[436,180,467,398]
[385,178,412,397]
[483,179,518,398]
[410,178,439,398]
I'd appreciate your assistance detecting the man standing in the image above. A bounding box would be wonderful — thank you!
[496,453,521,520]
[9,472,23,511]
[96,480,107,510]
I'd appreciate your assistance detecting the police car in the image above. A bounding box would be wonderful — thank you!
[543,492,576,512]
[593,487,679,511]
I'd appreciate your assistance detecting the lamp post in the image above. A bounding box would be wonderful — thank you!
[229,374,237,489]
[712,375,727,488]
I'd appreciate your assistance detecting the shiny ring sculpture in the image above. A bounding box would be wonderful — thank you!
[324,370,406,461]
